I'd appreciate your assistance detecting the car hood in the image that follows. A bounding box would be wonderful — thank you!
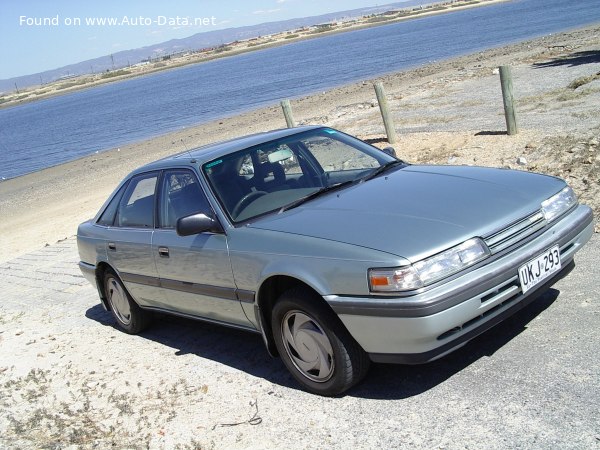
[247,165,565,262]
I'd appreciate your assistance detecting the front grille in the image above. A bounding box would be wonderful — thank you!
[485,211,547,254]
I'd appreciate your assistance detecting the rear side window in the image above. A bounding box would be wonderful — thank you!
[116,172,158,228]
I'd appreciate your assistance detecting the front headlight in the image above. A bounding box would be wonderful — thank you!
[541,186,578,222]
[369,238,490,293]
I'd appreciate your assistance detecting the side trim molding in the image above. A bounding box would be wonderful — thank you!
[121,272,160,287]
[120,272,255,303]
[160,278,237,300]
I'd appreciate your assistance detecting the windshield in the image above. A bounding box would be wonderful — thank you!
[202,127,399,223]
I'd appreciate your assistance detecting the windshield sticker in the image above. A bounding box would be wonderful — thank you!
[205,159,223,169]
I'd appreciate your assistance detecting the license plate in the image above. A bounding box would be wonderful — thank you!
[518,245,561,294]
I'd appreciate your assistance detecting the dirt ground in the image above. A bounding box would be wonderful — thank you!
[0,24,599,449]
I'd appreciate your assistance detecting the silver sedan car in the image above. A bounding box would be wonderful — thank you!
[77,126,594,395]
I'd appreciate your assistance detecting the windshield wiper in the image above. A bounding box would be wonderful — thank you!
[279,160,406,213]
[279,180,355,212]
[360,160,405,183]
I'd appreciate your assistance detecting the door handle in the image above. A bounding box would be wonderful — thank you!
[108,242,116,250]
[158,246,170,257]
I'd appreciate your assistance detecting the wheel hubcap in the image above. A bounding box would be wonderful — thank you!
[281,311,334,383]
[106,276,132,325]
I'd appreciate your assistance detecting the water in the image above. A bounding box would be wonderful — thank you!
[1,0,599,180]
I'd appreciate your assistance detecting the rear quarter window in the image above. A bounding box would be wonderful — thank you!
[97,183,128,226]
[116,173,158,228]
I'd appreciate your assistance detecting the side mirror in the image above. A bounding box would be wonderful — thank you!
[176,213,223,236]
[382,146,397,157]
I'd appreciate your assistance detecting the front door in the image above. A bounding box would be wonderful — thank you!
[152,169,251,328]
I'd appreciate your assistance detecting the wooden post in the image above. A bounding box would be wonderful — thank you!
[499,66,518,135]
[374,82,398,144]
[280,99,296,128]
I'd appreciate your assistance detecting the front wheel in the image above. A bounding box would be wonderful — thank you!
[103,269,152,334]
[271,287,370,396]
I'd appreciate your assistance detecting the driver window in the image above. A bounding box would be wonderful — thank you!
[159,170,211,229]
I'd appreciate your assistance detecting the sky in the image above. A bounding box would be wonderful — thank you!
[1,0,407,80]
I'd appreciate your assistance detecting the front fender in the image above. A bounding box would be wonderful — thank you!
[228,228,409,297]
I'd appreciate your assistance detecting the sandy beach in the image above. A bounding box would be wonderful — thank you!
[0,24,599,263]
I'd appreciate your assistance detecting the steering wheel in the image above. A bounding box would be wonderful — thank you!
[231,191,268,218]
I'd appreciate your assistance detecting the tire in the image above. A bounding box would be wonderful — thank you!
[103,269,152,334]
[271,287,370,396]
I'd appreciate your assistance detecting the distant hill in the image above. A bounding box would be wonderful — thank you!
[1,1,428,92]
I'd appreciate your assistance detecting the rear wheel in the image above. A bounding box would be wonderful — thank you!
[271,287,370,396]
[103,269,152,334]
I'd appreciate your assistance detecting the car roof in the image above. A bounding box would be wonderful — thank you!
[132,125,324,175]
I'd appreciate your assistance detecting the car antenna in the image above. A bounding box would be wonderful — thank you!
[181,138,196,163]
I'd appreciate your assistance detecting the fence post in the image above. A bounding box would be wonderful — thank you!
[374,82,398,144]
[499,66,518,135]
[280,99,296,128]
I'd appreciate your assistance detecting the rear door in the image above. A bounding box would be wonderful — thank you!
[107,171,163,307]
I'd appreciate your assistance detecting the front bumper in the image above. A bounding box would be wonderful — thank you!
[326,205,594,364]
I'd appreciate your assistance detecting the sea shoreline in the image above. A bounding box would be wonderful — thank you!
[0,24,599,262]
[0,0,511,110]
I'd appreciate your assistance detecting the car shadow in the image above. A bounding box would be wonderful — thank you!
[85,305,298,389]
[350,288,560,400]
[533,50,600,69]
[85,288,560,398]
